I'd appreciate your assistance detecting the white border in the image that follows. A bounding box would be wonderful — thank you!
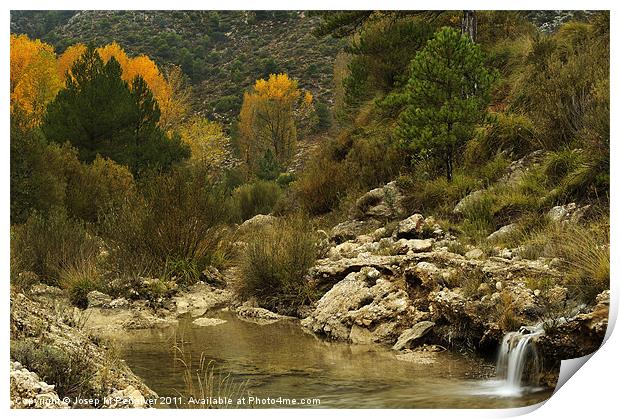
[2,1,618,418]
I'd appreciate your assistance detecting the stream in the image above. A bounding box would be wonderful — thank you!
[117,310,553,408]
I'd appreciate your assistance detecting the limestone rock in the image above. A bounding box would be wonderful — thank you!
[10,361,69,409]
[392,321,435,350]
[487,224,518,242]
[192,317,227,327]
[394,214,426,239]
[238,214,276,233]
[302,267,413,344]
[353,181,406,220]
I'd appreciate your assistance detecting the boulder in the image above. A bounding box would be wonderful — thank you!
[394,239,434,254]
[499,150,547,186]
[238,214,276,233]
[10,361,69,409]
[394,214,427,239]
[87,290,113,308]
[392,321,435,350]
[465,248,484,260]
[353,181,406,220]
[453,190,485,215]
[330,219,382,244]
[487,223,518,242]
[201,266,227,288]
[547,203,591,224]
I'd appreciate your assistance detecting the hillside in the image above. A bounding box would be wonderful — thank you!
[10,10,343,122]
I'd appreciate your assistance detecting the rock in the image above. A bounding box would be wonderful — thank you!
[499,150,547,186]
[465,248,484,260]
[201,266,227,288]
[330,219,382,244]
[309,254,406,291]
[29,283,64,299]
[10,361,69,409]
[109,297,129,309]
[477,283,491,295]
[192,317,227,327]
[394,239,434,254]
[453,190,485,215]
[235,305,287,322]
[174,283,234,315]
[405,262,443,288]
[87,290,113,308]
[547,203,591,224]
[487,224,518,242]
[495,281,503,291]
[302,267,414,343]
[392,321,435,350]
[238,214,276,233]
[394,214,426,239]
[353,181,406,220]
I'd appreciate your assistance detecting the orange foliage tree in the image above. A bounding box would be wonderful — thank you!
[239,73,313,169]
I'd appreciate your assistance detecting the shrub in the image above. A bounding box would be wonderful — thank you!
[292,156,349,215]
[11,208,101,285]
[58,259,103,308]
[237,213,318,314]
[99,166,233,280]
[66,156,137,223]
[402,171,479,217]
[232,180,283,221]
[10,340,99,401]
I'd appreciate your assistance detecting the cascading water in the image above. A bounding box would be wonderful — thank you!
[494,326,544,396]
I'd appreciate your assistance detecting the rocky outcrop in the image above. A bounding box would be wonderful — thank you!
[10,361,69,409]
[192,317,227,327]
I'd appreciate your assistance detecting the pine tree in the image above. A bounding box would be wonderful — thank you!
[43,47,188,174]
[393,27,496,181]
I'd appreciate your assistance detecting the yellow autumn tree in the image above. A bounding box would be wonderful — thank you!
[10,34,63,127]
[239,73,312,170]
[57,43,87,82]
[159,65,192,133]
[179,116,231,170]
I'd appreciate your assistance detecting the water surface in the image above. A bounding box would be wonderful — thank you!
[118,310,552,408]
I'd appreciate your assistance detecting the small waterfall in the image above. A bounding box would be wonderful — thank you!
[494,326,544,396]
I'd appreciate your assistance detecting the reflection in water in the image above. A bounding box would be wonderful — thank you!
[118,311,552,408]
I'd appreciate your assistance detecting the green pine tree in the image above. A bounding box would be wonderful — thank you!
[43,47,188,174]
[392,27,497,181]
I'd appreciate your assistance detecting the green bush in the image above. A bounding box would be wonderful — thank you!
[11,208,101,285]
[11,340,99,400]
[232,180,283,221]
[237,213,318,314]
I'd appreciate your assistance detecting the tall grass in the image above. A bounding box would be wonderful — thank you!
[173,344,249,409]
[236,212,318,314]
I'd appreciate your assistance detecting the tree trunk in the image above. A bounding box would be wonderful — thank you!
[461,10,477,42]
[446,147,453,182]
